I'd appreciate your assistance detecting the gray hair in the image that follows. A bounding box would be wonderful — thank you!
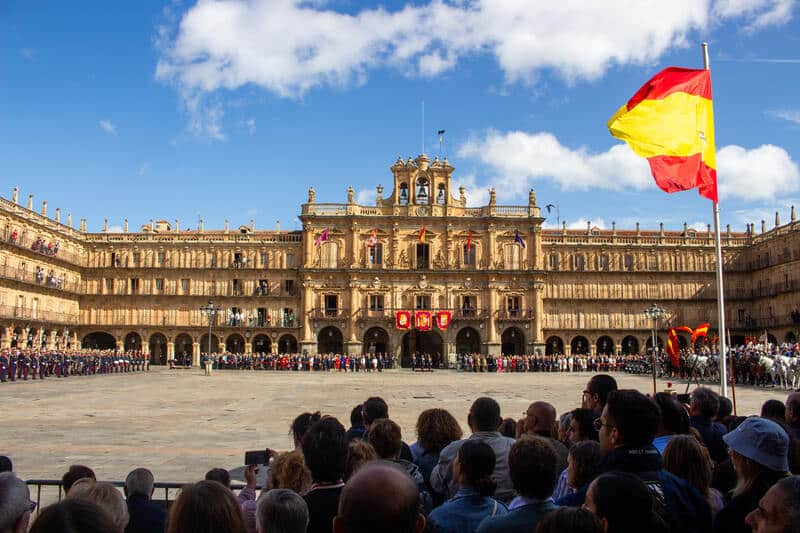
[777,476,800,531]
[0,472,31,531]
[691,387,720,418]
[124,468,155,498]
[559,412,574,431]
[256,489,309,533]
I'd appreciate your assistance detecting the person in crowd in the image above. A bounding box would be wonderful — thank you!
[761,400,785,422]
[167,480,247,533]
[366,418,431,512]
[581,374,617,415]
[535,507,603,533]
[411,407,463,503]
[345,405,365,442]
[30,499,119,533]
[301,416,348,533]
[713,417,790,533]
[476,435,559,533]
[662,435,725,515]
[498,418,516,439]
[67,481,130,533]
[361,397,413,461]
[553,408,600,500]
[555,440,602,507]
[255,489,308,533]
[0,472,34,533]
[61,465,96,495]
[744,475,800,533]
[123,468,167,533]
[520,402,568,473]
[427,440,508,532]
[584,472,668,533]
[653,392,691,454]
[0,456,12,473]
[270,450,311,494]
[291,411,322,448]
[557,412,574,447]
[344,440,378,481]
[333,461,425,533]
[715,396,734,427]
[784,391,800,440]
[689,387,728,463]
[205,468,232,488]
[431,397,516,503]
[597,389,712,532]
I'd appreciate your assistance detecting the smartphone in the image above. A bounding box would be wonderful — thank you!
[244,450,268,466]
[676,393,691,404]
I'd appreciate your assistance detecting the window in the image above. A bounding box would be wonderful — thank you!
[399,183,409,205]
[599,254,610,271]
[286,253,295,267]
[369,294,384,311]
[283,308,295,327]
[504,245,521,270]
[284,279,295,296]
[369,243,383,266]
[232,279,242,296]
[573,254,585,271]
[111,252,117,268]
[647,256,658,271]
[462,295,476,317]
[181,279,190,294]
[210,255,217,268]
[32,298,38,319]
[738,309,745,322]
[321,242,339,268]
[260,252,268,267]
[105,278,114,293]
[257,279,269,296]
[416,244,430,270]
[324,295,338,317]
[157,251,166,265]
[624,254,634,271]
[549,254,559,270]
[130,278,140,294]
[155,278,164,292]
[507,296,521,317]
[463,244,476,266]
[416,294,431,310]
[233,252,243,268]
[132,252,140,266]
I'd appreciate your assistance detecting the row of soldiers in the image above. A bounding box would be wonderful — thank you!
[193,352,396,372]
[457,353,653,373]
[0,349,149,382]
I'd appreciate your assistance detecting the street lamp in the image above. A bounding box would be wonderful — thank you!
[200,301,221,357]
[643,303,667,394]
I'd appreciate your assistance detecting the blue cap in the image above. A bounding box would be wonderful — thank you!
[723,417,789,472]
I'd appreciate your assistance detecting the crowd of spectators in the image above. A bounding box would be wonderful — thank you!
[3,378,800,533]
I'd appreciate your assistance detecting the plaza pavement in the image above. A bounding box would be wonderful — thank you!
[2,367,790,486]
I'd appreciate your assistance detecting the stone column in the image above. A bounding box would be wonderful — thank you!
[1,326,11,349]
[47,330,57,350]
[192,341,201,367]
[245,341,252,353]
[346,280,361,355]
[116,338,124,353]
[299,280,316,355]
[486,224,495,268]
[532,281,545,349]
[349,222,358,268]
[485,283,501,355]
[167,341,175,359]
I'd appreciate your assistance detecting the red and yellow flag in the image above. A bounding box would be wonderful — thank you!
[419,225,426,243]
[666,327,681,369]
[692,323,710,344]
[466,230,472,252]
[608,68,717,203]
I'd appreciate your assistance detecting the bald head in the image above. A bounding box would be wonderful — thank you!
[787,392,800,424]
[525,402,557,434]
[333,461,424,533]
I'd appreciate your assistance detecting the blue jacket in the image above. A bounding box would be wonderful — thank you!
[476,499,557,533]
[427,487,508,533]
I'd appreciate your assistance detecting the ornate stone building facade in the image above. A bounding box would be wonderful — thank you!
[1,156,798,366]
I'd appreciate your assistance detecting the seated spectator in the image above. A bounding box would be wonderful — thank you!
[367,419,431,512]
[662,435,724,515]
[535,507,603,533]
[761,399,785,422]
[301,416,348,533]
[555,440,602,507]
[427,440,509,532]
[344,440,378,481]
[786,392,800,440]
[553,408,598,500]
[584,472,668,533]
[498,418,516,439]
[431,397,516,503]
[581,374,617,415]
[270,450,311,494]
[598,389,712,533]
[713,417,790,533]
[0,472,34,533]
[61,465,96,495]
[410,407,462,504]
[30,499,118,533]
[715,396,733,427]
[652,392,690,454]
[520,402,568,473]
[67,481,130,533]
[123,468,167,533]
[557,412,574,446]
[255,489,308,533]
[345,405,365,443]
[745,475,800,532]
[167,480,247,533]
[361,397,413,461]
[333,461,425,533]
[0,456,12,473]
[205,468,231,488]
[291,411,322,448]
[689,387,728,463]
[476,435,559,533]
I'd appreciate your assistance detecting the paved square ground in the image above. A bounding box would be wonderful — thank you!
[2,368,789,485]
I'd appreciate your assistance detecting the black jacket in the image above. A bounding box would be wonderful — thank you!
[125,494,167,533]
[690,416,728,463]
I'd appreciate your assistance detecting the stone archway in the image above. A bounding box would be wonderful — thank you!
[226,333,245,354]
[571,336,589,355]
[278,334,297,354]
[124,332,142,352]
[82,331,116,350]
[645,336,664,353]
[174,333,194,366]
[318,326,344,355]
[363,327,390,356]
[455,327,481,356]
[545,336,564,355]
[785,332,797,344]
[149,333,168,365]
[501,327,525,355]
[596,335,614,355]
[11,327,23,348]
[402,330,444,367]
[621,335,639,355]
[253,334,272,354]
[199,333,220,355]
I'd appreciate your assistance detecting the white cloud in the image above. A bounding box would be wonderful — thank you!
[566,217,608,230]
[458,131,800,203]
[107,225,124,233]
[185,98,225,140]
[356,188,376,205]
[713,0,795,31]
[99,120,116,135]
[769,109,800,125]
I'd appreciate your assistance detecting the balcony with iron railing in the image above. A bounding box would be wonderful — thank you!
[1,227,84,266]
[0,264,81,293]
[496,309,534,321]
[0,305,79,324]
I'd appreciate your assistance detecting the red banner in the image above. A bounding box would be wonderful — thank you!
[395,310,411,330]
[435,311,452,330]
[415,311,432,331]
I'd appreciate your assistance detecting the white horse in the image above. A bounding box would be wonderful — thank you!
[686,354,710,379]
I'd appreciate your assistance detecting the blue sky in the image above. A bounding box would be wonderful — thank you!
[2,0,799,233]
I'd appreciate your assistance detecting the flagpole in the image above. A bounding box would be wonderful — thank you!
[703,42,729,399]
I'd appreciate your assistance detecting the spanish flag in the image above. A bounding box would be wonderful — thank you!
[666,327,681,369]
[608,68,717,203]
[692,323,710,344]
[467,230,472,251]
[419,226,426,243]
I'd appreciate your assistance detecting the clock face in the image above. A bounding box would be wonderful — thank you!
[417,206,428,216]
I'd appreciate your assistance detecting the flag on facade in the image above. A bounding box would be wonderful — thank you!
[514,230,526,248]
[666,327,681,368]
[419,226,426,243]
[435,310,452,330]
[467,230,472,252]
[608,67,717,203]
[395,310,411,330]
[367,228,377,248]
[415,311,432,331]
[692,323,710,344]
[314,228,329,246]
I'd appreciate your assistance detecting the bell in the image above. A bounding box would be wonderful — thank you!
[417,184,428,199]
